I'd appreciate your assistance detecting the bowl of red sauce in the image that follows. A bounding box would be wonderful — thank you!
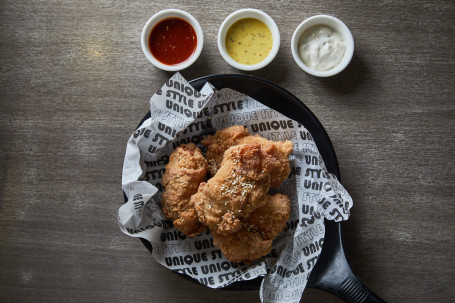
[141,9,203,71]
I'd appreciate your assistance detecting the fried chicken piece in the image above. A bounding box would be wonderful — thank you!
[212,229,273,264]
[203,125,250,176]
[212,194,291,263]
[192,143,276,234]
[243,193,291,240]
[202,125,293,187]
[161,143,208,237]
[238,136,293,187]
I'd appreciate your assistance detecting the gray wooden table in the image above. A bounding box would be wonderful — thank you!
[1,1,454,302]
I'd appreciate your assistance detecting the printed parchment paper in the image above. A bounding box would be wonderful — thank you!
[118,73,352,303]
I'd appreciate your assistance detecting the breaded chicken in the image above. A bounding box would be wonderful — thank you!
[243,193,291,240]
[161,143,208,237]
[203,125,250,176]
[212,193,291,263]
[202,125,293,187]
[212,229,273,264]
[192,143,276,234]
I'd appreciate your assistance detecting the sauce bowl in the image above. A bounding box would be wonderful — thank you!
[141,9,203,71]
[218,9,280,71]
[291,15,354,77]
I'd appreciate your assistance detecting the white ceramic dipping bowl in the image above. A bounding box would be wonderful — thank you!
[218,9,280,71]
[291,15,354,77]
[141,9,203,71]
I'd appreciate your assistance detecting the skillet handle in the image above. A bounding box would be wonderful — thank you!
[336,276,386,303]
[307,221,386,302]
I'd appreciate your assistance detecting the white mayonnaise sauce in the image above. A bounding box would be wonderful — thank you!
[298,25,346,71]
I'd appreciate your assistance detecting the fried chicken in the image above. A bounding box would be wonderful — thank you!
[161,126,294,263]
[202,125,294,187]
[192,143,276,234]
[212,229,273,264]
[212,193,291,263]
[202,125,250,176]
[244,193,291,240]
[161,143,208,237]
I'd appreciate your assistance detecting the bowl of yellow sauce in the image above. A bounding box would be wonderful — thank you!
[218,9,280,71]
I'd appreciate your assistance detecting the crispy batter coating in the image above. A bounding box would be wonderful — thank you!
[212,193,291,263]
[238,136,293,188]
[202,125,293,187]
[203,125,250,176]
[192,143,276,234]
[243,193,291,240]
[212,229,273,264]
[161,143,208,237]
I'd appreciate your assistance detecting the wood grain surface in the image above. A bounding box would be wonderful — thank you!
[1,1,454,302]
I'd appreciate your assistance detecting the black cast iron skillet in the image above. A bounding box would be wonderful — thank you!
[133,74,386,302]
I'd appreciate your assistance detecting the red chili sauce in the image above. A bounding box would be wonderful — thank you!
[149,17,197,65]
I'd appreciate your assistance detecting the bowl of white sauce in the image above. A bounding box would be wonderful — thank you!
[291,15,354,77]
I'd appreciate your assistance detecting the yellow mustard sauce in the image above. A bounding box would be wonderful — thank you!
[225,18,273,65]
